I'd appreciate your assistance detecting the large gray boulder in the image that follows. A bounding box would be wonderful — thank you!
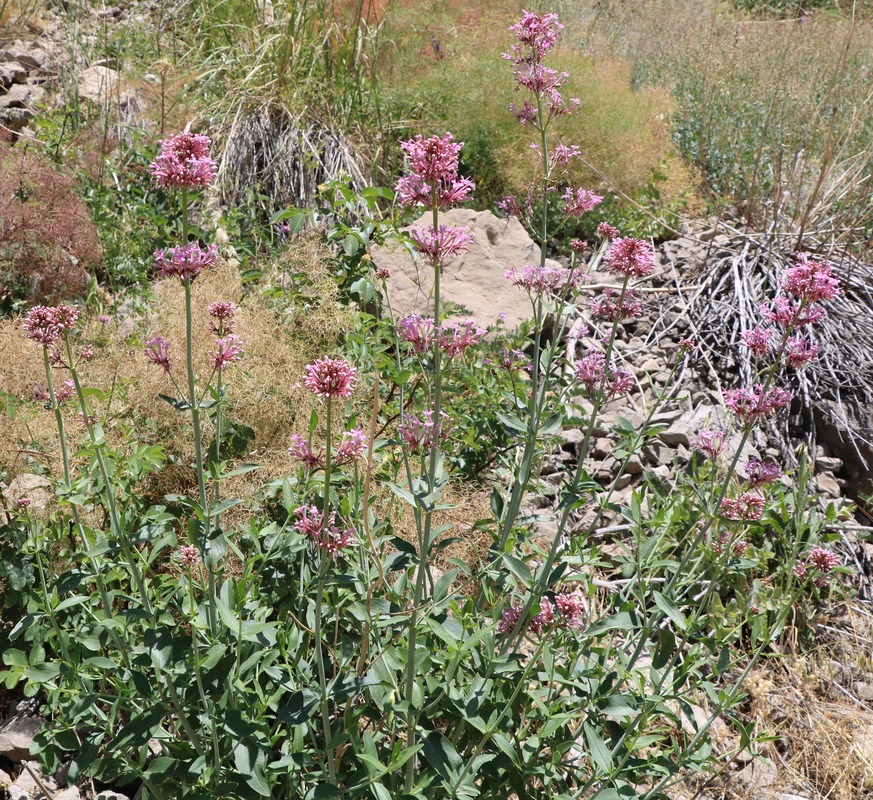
[373,208,564,330]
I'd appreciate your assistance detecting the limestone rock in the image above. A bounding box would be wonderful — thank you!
[95,792,131,800]
[0,84,32,109]
[0,714,41,761]
[375,208,563,331]
[55,788,81,800]
[5,473,53,510]
[78,64,119,102]
[0,41,48,70]
[0,61,27,86]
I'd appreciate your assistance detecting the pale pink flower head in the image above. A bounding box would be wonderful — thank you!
[529,596,555,634]
[497,604,523,635]
[409,225,473,264]
[154,242,218,283]
[724,384,792,423]
[606,367,634,399]
[211,334,244,370]
[98,314,111,325]
[720,492,765,521]
[16,497,32,510]
[570,239,587,254]
[604,237,656,279]
[505,264,584,296]
[398,315,437,355]
[551,144,581,168]
[439,320,486,358]
[55,380,75,404]
[179,545,201,567]
[303,357,358,399]
[505,11,564,63]
[53,305,80,331]
[690,428,727,461]
[495,347,531,372]
[783,254,840,304]
[335,429,368,466]
[806,545,840,574]
[712,530,747,557]
[293,505,357,559]
[784,336,821,370]
[562,187,603,218]
[589,287,643,321]
[79,345,94,361]
[678,338,696,351]
[597,222,621,241]
[399,410,454,453]
[395,133,474,209]
[207,301,236,334]
[144,336,171,373]
[375,266,391,280]
[23,306,62,346]
[555,591,585,628]
[745,458,782,489]
[760,297,826,329]
[740,326,772,357]
[289,434,324,470]
[149,132,217,189]
[574,351,606,392]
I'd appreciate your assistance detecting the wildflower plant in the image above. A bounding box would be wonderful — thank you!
[5,13,850,800]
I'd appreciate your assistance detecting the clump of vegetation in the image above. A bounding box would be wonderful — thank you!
[0,139,103,311]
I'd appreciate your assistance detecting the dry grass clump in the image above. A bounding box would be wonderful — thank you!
[0,246,354,508]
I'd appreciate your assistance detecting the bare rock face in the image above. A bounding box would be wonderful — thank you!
[374,208,564,330]
[77,64,119,103]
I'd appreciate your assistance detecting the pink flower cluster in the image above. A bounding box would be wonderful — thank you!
[551,144,581,168]
[724,384,792,423]
[289,429,368,471]
[792,545,840,586]
[744,458,782,489]
[409,224,473,264]
[491,347,531,373]
[496,194,532,219]
[783,253,840,304]
[23,305,79,346]
[149,132,217,190]
[208,301,236,334]
[211,334,244,371]
[497,590,585,636]
[397,316,485,358]
[34,379,75,406]
[504,12,580,124]
[603,237,656,279]
[597,222,620,241]
[395,133,474,209]
[293,506,357,558]
[399,410,454,453]
[719,492,765,521]
[589,287,643,322]
[712,530,748,557]
[574,351,634,399]
[144,336,171,373]
[505,264,585,296]
[690,428,727,460]
[303,357,358,399]
[179,545,201,567]
[562,187,603,218]
[154,242,218,283]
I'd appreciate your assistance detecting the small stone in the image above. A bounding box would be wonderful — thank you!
[5,473,53,511]
[0,41,48,70]
[614,473,632,490]
[1,61,27,86]
[0,714,41,761]
[652,465,672,481]
[592,438,612,458]
[0,83,32,109]
[95,792,131,800]
[814,471,841,498]
[0,768,11,785]
[638,358,661,374]
[815,456,843,472]
[55,789,82,800]
[658,425,691,448]
[625,455,644,475]
[642,442,671,466]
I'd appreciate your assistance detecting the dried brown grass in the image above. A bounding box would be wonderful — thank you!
[0,242,354,517]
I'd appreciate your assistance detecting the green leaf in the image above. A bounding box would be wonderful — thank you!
[652,628,675,670]
[158,393,190,411]
[584,612,634,637]
[371,783,392,800]
[584,723,613,775]
[343,233,360,256]
[421,730,463,782]
[653,591,688,633]
[234,742,271,797]
[143,627,173,671]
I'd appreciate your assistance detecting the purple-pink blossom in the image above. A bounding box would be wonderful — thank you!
[720,492,765,521]
[409,225,473,264]
[289,434,324,470]
[603,237,656,279]
[335,429,368,466]
[399,410,454,453]
[589,287,643,321]
[505,10,563,62]
[784,336,821,369]
[597,222,621,241]
[712,531,747,557]
[149,132,217,189]
[439,320,486,357]
[759,297,826,329]
[397,315,438,354]
[551,144,581,167]
[208,301,236,333]
[505,264,585,295]
[179,545,201,567]
[293,505,357,558]
[562,187,603,217]
[745,458,783,488]
[23,305,79,346]
[154,242,218,283]
[289,429,367,470]
[782,254,840,303]
[211,334,244,370]
[724,384,792,423]
[554,591,585,627]
[740,326,772,356]
[144,336,171,373]
[395,133,474,209]
[303,357,358,399]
